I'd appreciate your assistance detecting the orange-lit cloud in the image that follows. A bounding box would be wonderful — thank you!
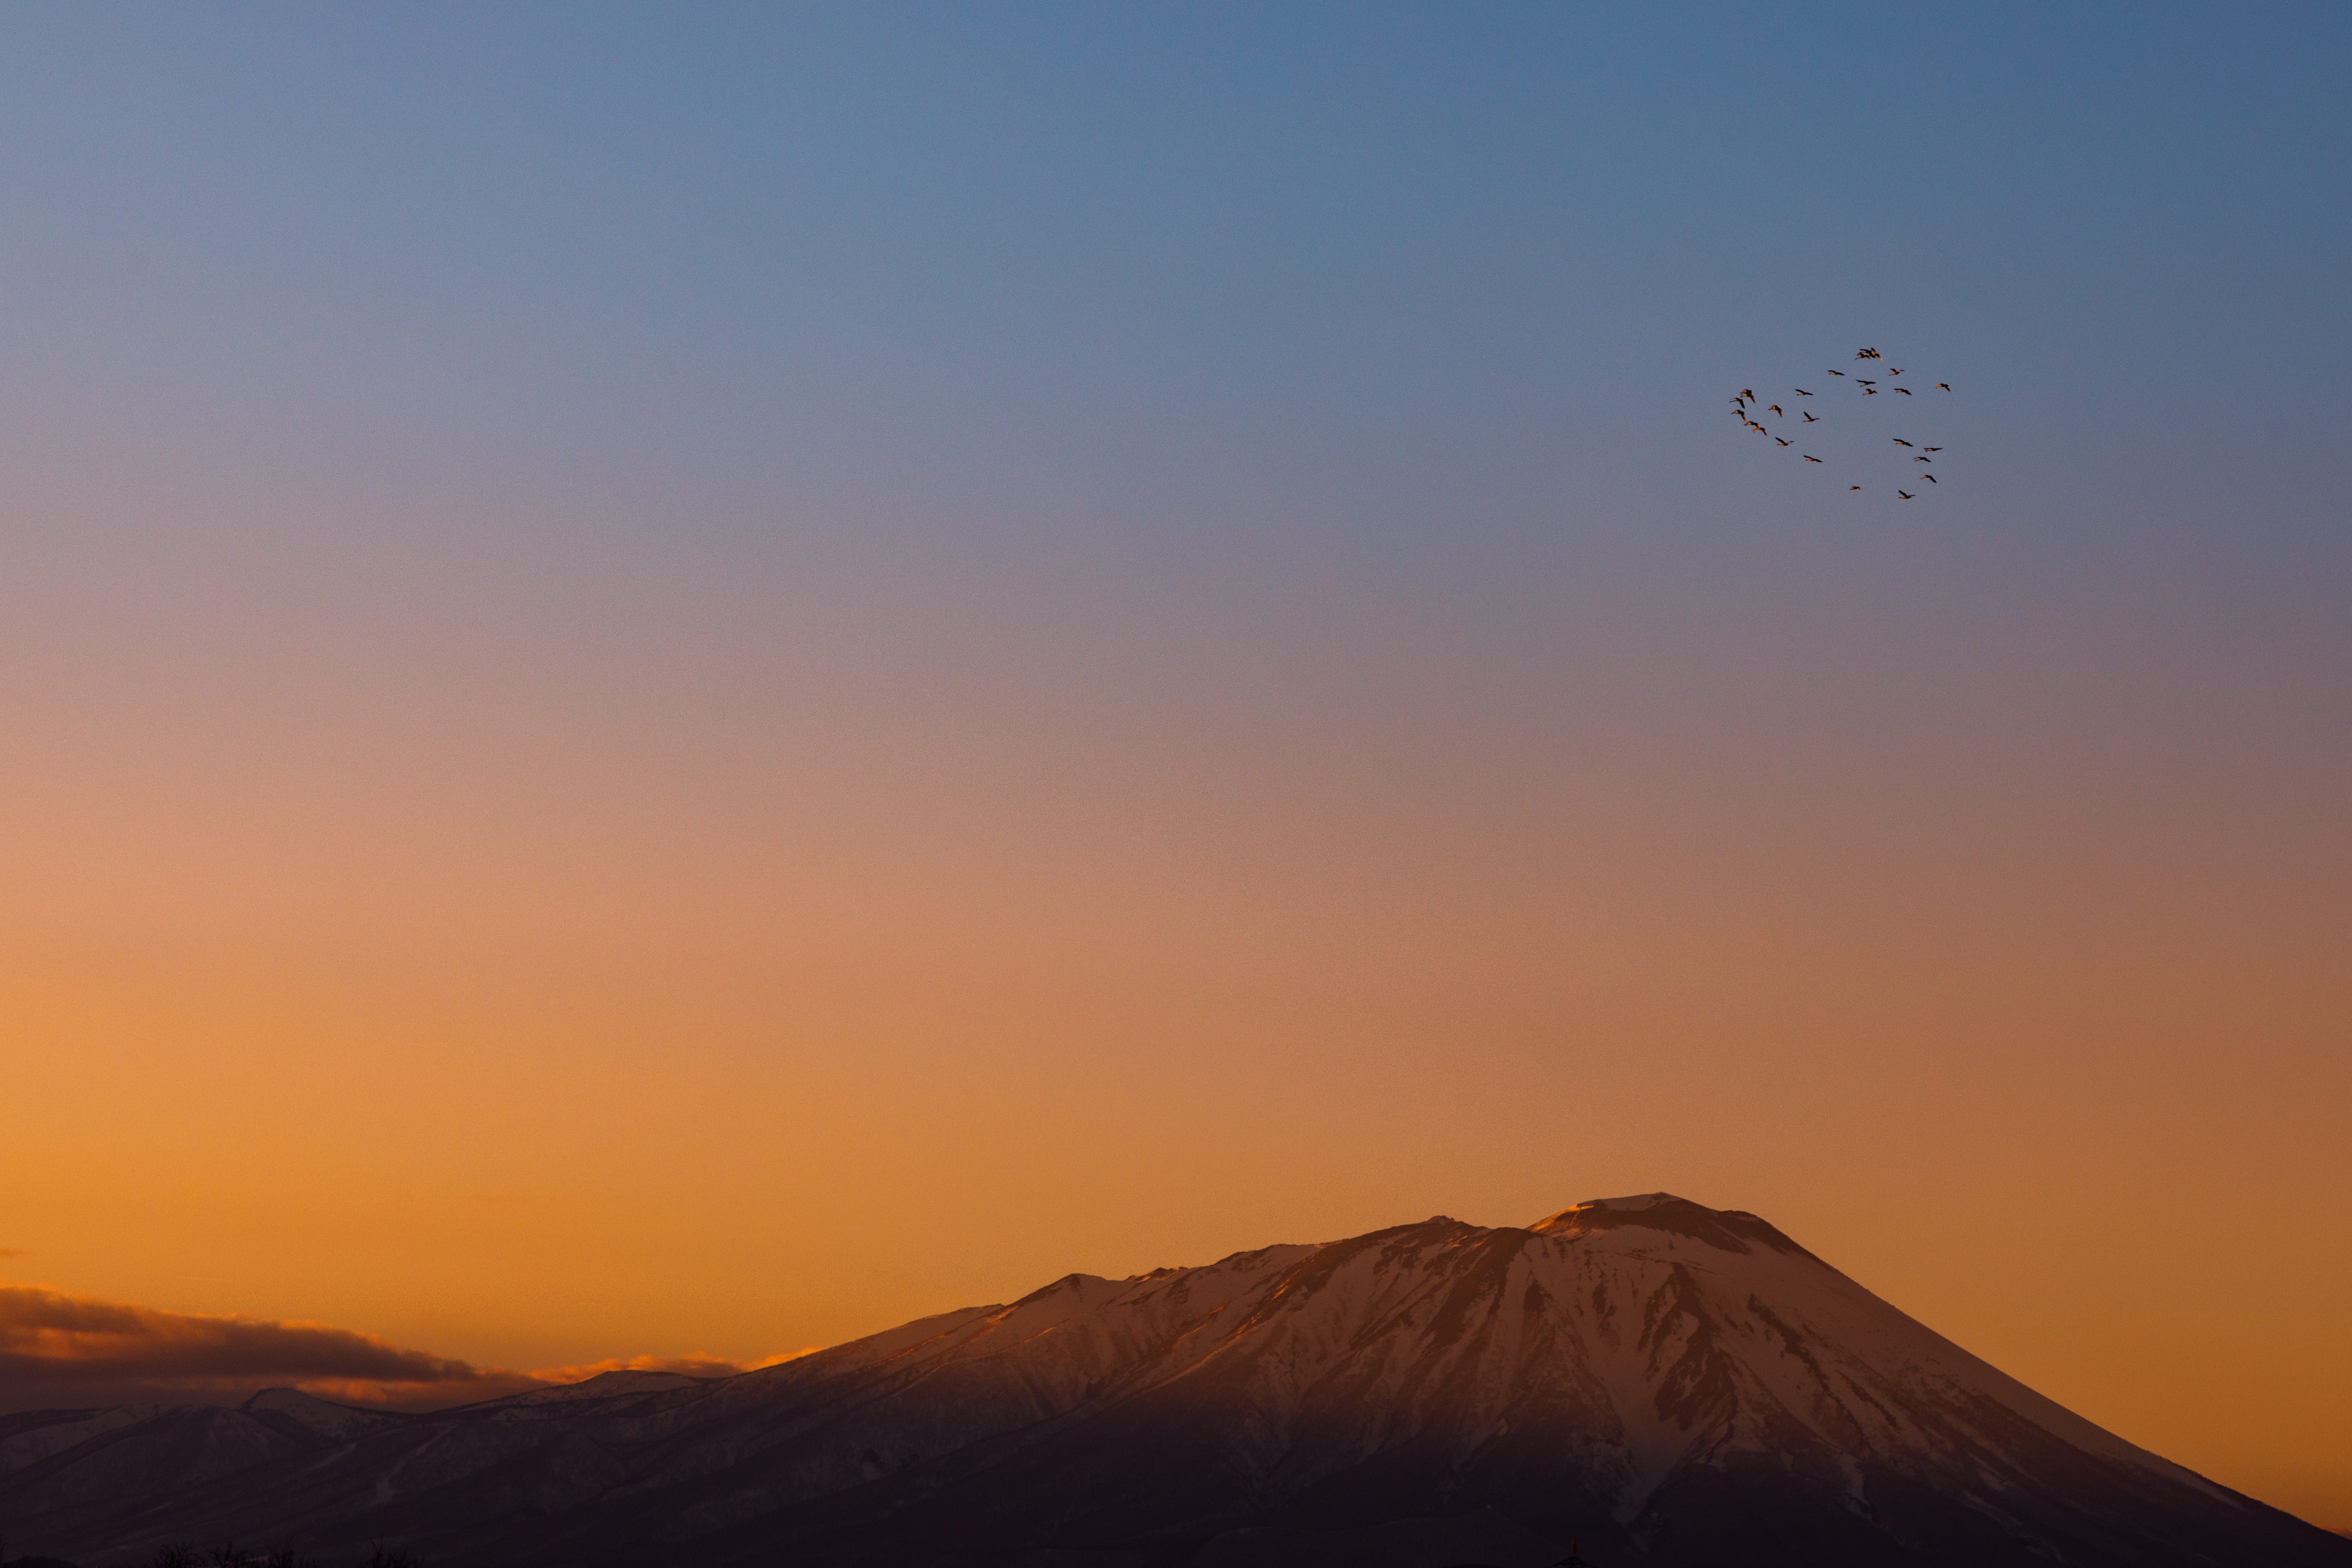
[529,1350,817,1382]
[0,1285,793,1413]
[298,1351,818,1410]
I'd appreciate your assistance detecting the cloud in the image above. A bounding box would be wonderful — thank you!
[542,1347,818,1380]
[0,1284,483,1403]
[528,1351,800,1382]
[0,1248,23,1259]
[300,1348,820,1410]
[0,1285,800,1414]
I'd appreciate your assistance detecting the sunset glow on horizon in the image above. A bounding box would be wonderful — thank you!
[3,3,2346,1536]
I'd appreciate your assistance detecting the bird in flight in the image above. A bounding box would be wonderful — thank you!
[1728,348,1955,495]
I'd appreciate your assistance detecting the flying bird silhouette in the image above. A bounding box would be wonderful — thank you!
[1726,352,1956,498]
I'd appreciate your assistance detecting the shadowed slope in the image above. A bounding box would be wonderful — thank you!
[2,1199,2342,1568]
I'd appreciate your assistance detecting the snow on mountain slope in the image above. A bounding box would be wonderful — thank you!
[0,1406,158,1480]
[240,1389,417,1442]
[646,1197,2196,1526]
[2,1196,2344,1568]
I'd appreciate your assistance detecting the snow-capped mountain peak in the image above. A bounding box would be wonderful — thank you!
[3,1196,2344,1568]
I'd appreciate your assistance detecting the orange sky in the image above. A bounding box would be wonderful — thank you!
[4,517,2347,1527]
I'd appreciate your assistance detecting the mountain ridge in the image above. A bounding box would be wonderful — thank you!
[1,1194,2342,1568]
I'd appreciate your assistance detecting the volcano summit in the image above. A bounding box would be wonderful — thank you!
[3,1194,2342,1567]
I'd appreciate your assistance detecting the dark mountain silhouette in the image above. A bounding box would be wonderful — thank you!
[3,1196,2344,1568]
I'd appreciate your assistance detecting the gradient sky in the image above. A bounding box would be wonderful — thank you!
[3,0,2348,1530]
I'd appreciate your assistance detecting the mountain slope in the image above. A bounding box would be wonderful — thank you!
[3,1196,2342,1568]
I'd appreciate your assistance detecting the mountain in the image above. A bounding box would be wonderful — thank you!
[3,1194,2344,1568]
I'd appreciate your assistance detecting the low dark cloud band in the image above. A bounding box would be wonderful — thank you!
[0,1286,785,1414]
[0,1286,477,1386]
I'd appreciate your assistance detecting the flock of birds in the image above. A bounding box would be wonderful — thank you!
[1732,347,1952,499]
